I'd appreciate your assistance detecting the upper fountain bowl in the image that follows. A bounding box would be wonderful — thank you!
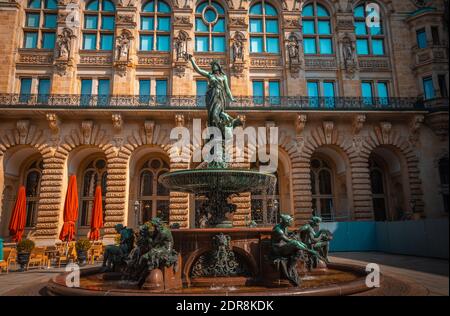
[158,169,277,194]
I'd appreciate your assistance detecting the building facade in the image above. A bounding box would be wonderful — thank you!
[0,0,448,245]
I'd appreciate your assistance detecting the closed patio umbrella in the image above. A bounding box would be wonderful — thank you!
[8,185,27,242]
[89,185,103,241]
[59,175,79,242]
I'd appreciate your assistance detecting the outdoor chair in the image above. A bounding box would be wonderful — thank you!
[0,247,16,273]
[27,247,50,270]
[88,243,104,264]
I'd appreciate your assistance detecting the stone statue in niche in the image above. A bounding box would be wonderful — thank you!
[116,30,132,62]
[174,30,190,61]
[56,28,74,60]
[341,34,357,76]
[286,35,300,64]
[232,32,245,63]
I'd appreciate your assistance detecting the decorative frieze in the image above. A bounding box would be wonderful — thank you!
[79,54,113,65]
[358,58,390,72]
[18,52,53,64]
[173,15,192,27]
[229,17,247,28]
[250,56,282,68]
[138,55,171,66]
[305,57,337,70]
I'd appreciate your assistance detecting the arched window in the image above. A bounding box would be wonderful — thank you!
[82,0,116,50]
[369,158,388,221]
[24,159,43,227]
[23,0,57,49]
[302,2,333,55]
[310,158,334,221]
[138,158,170,223]
[249,0,279,53]
[80,158,107,227]
[354,2,385,55]
[140,0,171,51]
[438,157,449,213]
[195,1,226,52]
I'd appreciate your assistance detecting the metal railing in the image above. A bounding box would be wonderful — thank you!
[0,94,428,111]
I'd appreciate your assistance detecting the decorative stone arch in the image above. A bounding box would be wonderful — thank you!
[362,125,425,215]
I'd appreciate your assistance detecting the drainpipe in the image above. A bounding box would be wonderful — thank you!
[0,238,3,261]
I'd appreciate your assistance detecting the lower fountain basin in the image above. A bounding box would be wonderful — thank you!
[158,169,277,194]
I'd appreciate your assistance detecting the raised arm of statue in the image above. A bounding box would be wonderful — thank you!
[188,54,210,78]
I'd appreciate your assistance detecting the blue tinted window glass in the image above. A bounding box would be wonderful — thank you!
[250,36,263,53]
[362,82,373,105]
[416,29,427,49]
[81,79,92,95]
[26,13,40,27]
[303,4,313,16]
[265,3,277,16]
[253,80,264,105]
[140,35,153,50]
[157,17,170,31]
[42,32,55,49]
[304,38,316,54]
[195,36,209,52]
[303,20,315,34]
[372,39,384,55]
[83,34,96,49]
[355,21,367,35]
[197,80,208,106]
[45,0,57,9]
[204,9,217,23]
[101,16,114,30]
[269,81,280,105]
[98,79,110,95]
[423,78,435,100]
[195,2,207,13]
[86,0,99,11]
[102,0,115,12]
[250,19,263,33]
[356,39,369,55]
[157,35,170,51]
[156,79,167,103]
[370,25,382,35]
[38,78,50,103]
[377,82,389,105]
[317,5,329,17]
[24,32,38,48]
[143,1,155,12]
[100,34,113,50]
[141,17,154,30]
[354,5,364,18]
[318,21,331,34]
[323,82,335,108]
[211,2,224,14]
[195,18,208,31]
[265,20,279,34]
[212,36,225,52]
[307,82,319,97]
[44,14,57,28]
[29,0,41,9]
[213,18,225,32]
[20,78,32,95]
[266,37,279,53]
[157,1,170,13]
[85,15,98,29]
[139,79,151,101]
[319,38,332,54]
[250,3,262,15]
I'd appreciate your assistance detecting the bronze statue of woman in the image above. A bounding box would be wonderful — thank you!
[187,54,242,133]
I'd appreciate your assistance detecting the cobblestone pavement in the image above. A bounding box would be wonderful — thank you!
[0,252,448,296]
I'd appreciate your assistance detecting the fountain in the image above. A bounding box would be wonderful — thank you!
[46,56,379,296]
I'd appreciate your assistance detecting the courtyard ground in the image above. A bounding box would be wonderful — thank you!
[0,252,447,296]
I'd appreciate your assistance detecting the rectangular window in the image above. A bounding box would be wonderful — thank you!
[83,33,97,49]
[44,14,57,28]
[141,17,154,30]
[212,18,225,32]
[318,21,331,35]
[195,36,209,52]
[195,18,208,32]
[438,75,448,98]
[416,28,427,49]
[323,82,335,108]
[140,35,153,51]
[362,82,373,105]
[139,79,151,104]
[372,39,384,55]
[101,16,115,30]
[157,35,170,51]
[37,78,50,103]
[307,81,319,107]
[19,78,32,103]
[24,32,38,48]
[26,13,40,27]
[252,80,264,105]
[265,20,279,34]
[356,39,369,55]
[157,17,171,31]
[431,26,440,45]
[266,37,279,53]
[100,34,113,50]
[304,38,316,54]
[370,25,382,36]
[197,80,208,107]
[212,36,225,52]
[250,36,263,53]
[423,77,435,100]
[303,20,315,34]
[377,82,389,106]
[156,79,167,103]
[81,79,92,95]
[268,81,280,105]
[249,19,263,33]
[85,15,98,29]
[354,21,367,35]
[319,38,333,54]
[98,79,110,106]
[42,32,55,49]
